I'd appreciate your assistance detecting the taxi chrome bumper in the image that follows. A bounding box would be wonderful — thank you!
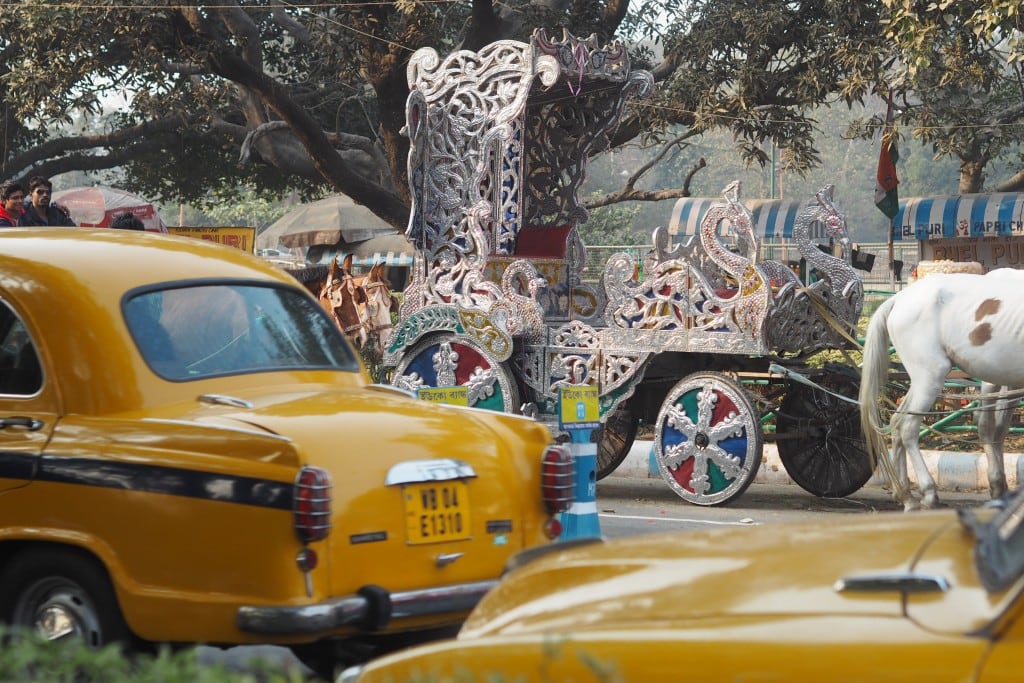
[236,579,498,635]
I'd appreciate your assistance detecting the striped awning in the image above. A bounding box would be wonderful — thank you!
[349,251,414,267]
[668,198,830,240]
[305,232,415,267]
[307,246,414,268]
[894,194,1024,240]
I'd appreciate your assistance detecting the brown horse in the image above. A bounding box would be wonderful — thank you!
[318,254,368,350]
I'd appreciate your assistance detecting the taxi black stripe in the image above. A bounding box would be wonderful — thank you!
[0,453,294,510]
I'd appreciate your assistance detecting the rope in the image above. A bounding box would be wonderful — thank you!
[768,362,860,405]
[791,287,1024,412]
[772,360,1023,416]
[801,287,862,349]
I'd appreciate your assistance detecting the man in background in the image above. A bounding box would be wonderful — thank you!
[20,176,75,226]
[0,181,26,227]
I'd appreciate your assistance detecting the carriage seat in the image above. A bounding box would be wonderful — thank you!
[497,225,574,320]
[514,225,572,259]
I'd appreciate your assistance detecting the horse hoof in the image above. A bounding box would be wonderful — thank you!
[902,500,921,512]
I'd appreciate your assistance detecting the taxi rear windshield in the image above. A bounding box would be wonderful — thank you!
[123,282,360,380]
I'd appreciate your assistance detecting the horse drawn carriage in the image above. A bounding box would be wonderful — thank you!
[382,29,872,506]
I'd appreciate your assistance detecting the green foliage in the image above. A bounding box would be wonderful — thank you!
[882,0,1024,192]
[166,186,308,231]
[652,1,892,173]
[1,0,1023,217]
[0,628,303,683]
[120,131,323,208]
[584,111,955,245]
[579,200,646,246]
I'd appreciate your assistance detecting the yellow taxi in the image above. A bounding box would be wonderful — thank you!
[0,229,572,677]
[344,491,1024,682]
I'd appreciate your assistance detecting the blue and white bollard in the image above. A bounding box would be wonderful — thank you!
[559,428,600,540]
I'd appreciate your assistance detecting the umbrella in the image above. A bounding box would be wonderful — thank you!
[51,186,168,232]
[258,194,398,250]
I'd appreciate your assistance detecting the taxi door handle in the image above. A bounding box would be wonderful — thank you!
[0,416,44,431]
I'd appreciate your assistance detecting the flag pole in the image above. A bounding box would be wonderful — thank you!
[875,88,900,290]
[888,216,895,289]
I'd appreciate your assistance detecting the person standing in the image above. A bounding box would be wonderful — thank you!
[19,176,75,226]
[109,212,146,230]
[0,182,26,227]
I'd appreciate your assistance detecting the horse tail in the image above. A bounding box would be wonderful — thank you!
[858,295,904,496]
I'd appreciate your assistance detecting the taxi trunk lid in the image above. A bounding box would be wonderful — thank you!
[201,383,554,622]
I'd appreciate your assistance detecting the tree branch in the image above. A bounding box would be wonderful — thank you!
[269,0,312,44]
[206,49,408,229]
[621,131,700,191]
[584,158,707,208]
[25,137,177,181]
[601,0,630,37]
[5,116,192,176]
[995,170,1024,193]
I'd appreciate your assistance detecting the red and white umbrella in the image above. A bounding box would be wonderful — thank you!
[51,186,168,232]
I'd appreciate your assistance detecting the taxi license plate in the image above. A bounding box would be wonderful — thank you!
[403,481,471,544]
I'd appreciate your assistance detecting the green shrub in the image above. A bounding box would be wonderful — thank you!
[0,628,304,683]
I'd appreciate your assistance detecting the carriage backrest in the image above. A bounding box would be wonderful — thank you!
[401,29,654,323]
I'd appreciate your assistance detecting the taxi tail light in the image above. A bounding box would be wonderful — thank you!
[294,466,332,543]
[544,516,563,540]
[541,445,574,514]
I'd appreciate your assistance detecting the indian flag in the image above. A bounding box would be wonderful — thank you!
[874,90,899,219]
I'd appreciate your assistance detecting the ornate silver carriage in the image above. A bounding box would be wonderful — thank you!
[384,29,870,505]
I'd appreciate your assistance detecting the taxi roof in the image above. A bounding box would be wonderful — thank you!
[0,228,293,295]
[0,229,314,415]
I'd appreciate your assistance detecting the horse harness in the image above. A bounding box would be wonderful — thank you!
[318,267,366,335]
[361,280,395,335]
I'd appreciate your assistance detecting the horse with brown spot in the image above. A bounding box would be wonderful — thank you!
[860,269,1024,510]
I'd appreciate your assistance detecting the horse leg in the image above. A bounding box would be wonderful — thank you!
[977,382,1011,500]
[888,409,917,511]
[892,379,944,510]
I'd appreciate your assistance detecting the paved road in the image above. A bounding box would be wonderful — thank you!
[596,476,993,537]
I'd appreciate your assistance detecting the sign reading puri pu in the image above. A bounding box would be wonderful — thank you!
[895,194,1024,241]
[168,227,257,253]
[558,385,599,431]
[894,194,1024,272]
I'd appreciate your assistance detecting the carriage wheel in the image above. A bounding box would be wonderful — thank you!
[654,372,763,506]
[391,333,520,413]
[776,370,874,497]
[595,399,639,480]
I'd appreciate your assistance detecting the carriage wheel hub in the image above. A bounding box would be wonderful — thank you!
[694,433,709,449]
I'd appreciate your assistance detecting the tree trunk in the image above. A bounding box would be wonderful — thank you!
[959,159,985,194]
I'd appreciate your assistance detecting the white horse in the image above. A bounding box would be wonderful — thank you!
[859,269,1024,510]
